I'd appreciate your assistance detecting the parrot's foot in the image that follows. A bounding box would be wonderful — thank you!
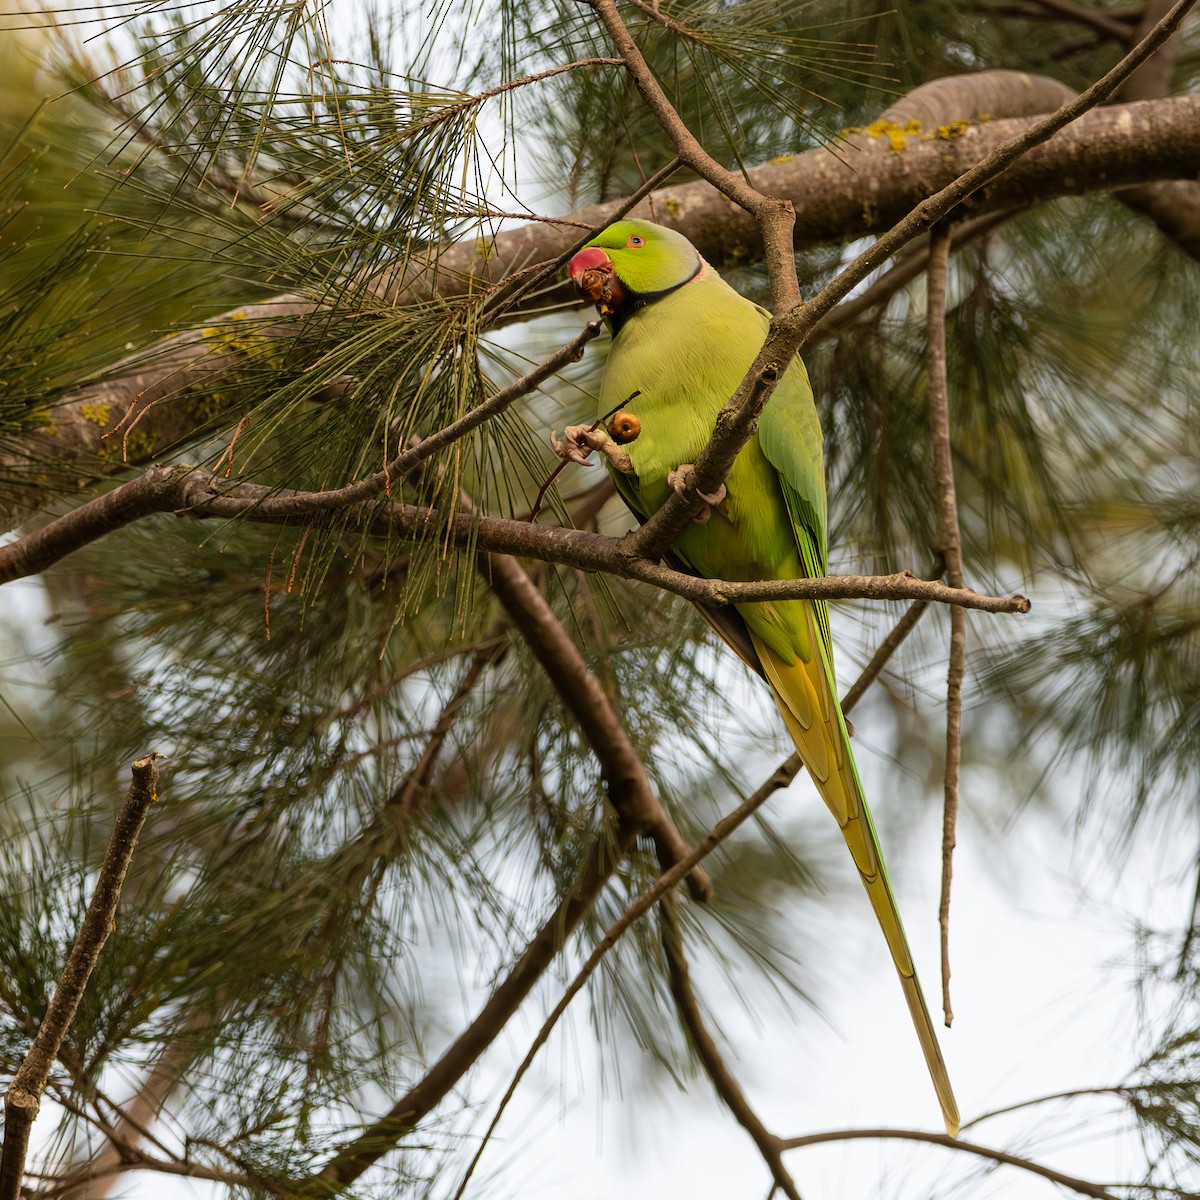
[668,464,727,523]
[550,424,633,473]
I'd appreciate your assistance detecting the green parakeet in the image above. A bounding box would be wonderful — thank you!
[555,218,960,1137]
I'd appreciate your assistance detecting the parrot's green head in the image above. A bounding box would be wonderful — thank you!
[569,219,703,327]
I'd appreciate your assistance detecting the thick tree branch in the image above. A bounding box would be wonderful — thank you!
[385,90,1200,308]
[0,754,160,1200]
[5,87,1199,531]
[0,296,328,524]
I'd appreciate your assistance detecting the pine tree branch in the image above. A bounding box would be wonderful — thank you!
[0,754,160,1200]
[0,295,328,526]
[5,88,1200,531]
[777,1127,1120,1199]
[448,753,806,1200]
[659,897,804,1200]
[0,468,1032,613]
[299,819,640,1196]
[445,601,928,1200]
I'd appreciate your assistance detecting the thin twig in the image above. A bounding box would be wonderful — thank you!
[0,754,161,1200]
[777,1127,1119,1200]
[528,391,641,522]
[660,896,803,1200]
[961,1082,1138,1130]
[239,321,604,515]
[812,209,1022,345]
[839,595,935,715]
[925,224,964,1029]
[34,1147,261,1198]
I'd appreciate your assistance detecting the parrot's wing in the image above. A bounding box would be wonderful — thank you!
[757,364,832,650]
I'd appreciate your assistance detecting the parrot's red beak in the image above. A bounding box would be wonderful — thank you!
[569,246,625,315]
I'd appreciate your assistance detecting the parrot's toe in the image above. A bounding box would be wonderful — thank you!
[668,465,727,520]
[550,426,594,465]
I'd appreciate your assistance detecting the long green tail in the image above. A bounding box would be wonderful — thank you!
[748,622,961,1138]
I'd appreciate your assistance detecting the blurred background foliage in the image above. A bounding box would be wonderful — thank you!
[0,0,1198,1196]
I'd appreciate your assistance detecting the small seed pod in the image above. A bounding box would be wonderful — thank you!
[607,410,641,444]
[576,267,608,306]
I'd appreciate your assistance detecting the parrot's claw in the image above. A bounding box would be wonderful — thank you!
[668,464,727,522]
[551,424,633,473]
[550,427,593,466]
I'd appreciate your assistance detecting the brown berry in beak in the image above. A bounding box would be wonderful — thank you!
[569,246,625,315]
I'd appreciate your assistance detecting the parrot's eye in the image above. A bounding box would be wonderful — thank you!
[627,235,646,247]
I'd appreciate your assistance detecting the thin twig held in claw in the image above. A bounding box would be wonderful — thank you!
[531,391,642,521]
[0,754,161,1200]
